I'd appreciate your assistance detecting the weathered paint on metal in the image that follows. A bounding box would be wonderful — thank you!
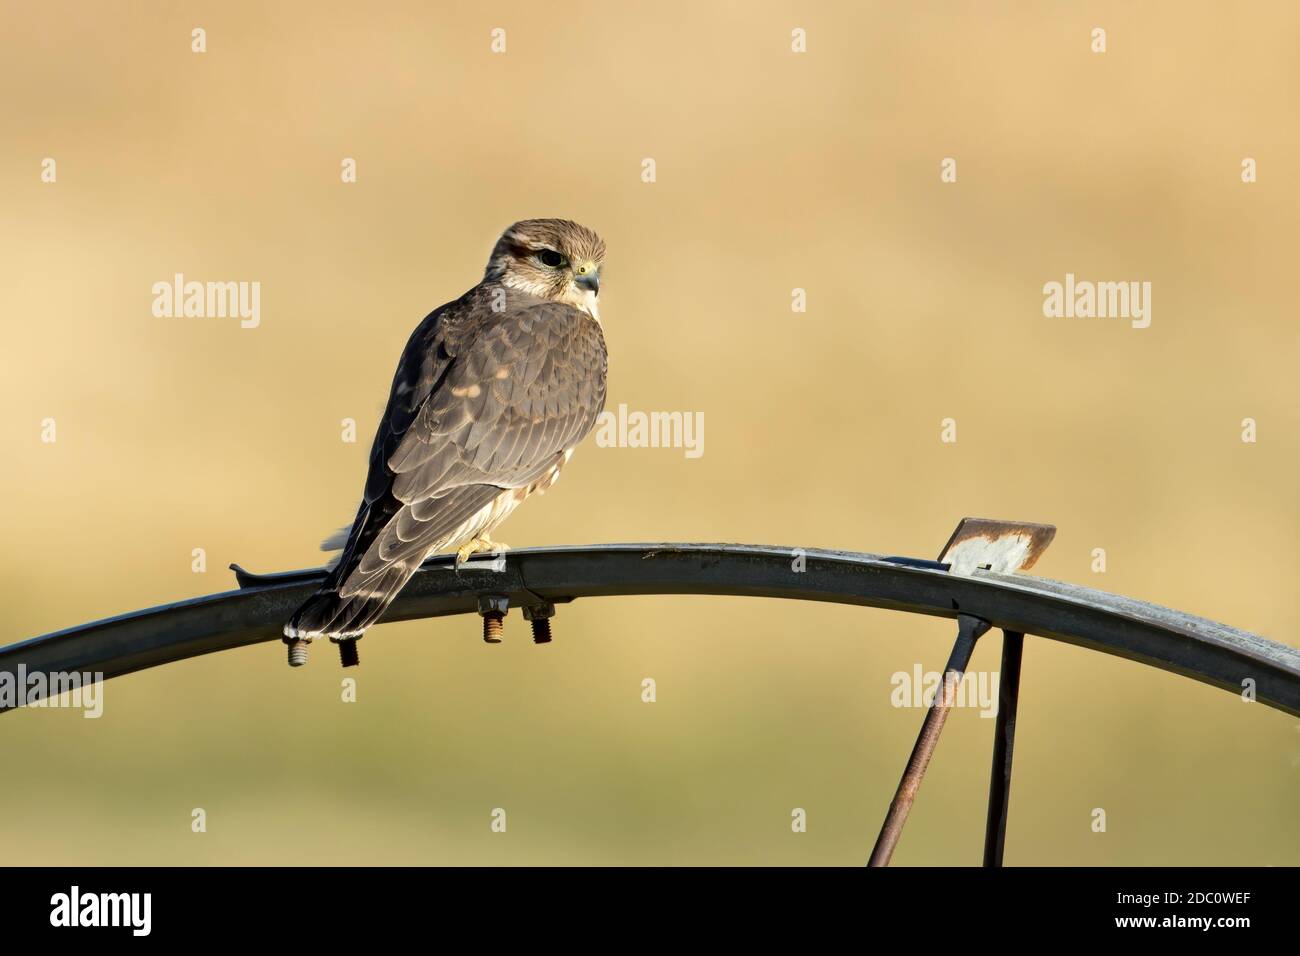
[938,517,1056,575]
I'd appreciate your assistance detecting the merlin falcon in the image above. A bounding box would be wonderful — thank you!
[284,219,608,661]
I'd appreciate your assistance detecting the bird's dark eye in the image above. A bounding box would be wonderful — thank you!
[537,249,566,268]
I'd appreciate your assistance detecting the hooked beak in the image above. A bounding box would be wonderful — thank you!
[575,262,600,296]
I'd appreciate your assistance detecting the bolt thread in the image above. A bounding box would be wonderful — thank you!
[531,618,552,644]
[338,639,360,668]
[286,639,310,667]
[483,613,504,644]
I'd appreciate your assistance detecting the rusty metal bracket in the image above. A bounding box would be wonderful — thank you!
[939,517,1056,576]
[868,518,1055,866]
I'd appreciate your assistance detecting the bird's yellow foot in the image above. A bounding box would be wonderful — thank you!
[455,536,510,568]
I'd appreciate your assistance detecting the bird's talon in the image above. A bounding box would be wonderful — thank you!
[454,540,480,568]
[455,537,509,569]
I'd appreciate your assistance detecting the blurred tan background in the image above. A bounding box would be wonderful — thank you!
[2,1,1298,865]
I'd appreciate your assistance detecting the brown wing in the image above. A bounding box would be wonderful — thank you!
[286,290,607,638]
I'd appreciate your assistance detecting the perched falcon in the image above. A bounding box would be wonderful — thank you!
[284,219,607,661]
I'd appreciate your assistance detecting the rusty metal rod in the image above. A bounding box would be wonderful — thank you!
[868,613,991,866]
[983,629,1024,867]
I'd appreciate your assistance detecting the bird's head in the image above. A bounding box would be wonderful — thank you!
[485,219,607,320]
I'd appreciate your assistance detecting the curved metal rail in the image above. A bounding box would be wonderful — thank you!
[6,541,1298,866]
[5,542,1298,714]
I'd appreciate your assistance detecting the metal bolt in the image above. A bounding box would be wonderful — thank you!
[286,638,310,668]
[478,594,509,644]
[529,618,552,644]
[337,638,360,668]
[522,603,556,644]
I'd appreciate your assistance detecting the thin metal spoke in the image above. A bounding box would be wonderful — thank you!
[983,629,1024,867]
[868,613,991,867]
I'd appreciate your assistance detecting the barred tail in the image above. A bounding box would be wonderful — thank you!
[283,558,422,641]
